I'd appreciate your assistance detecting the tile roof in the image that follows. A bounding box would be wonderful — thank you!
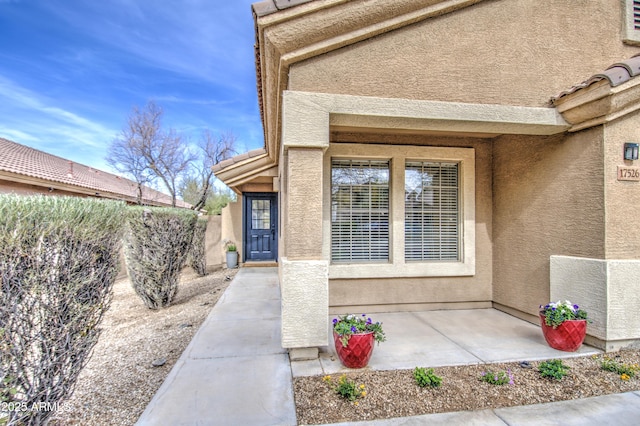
[0,137,190,208]
[212,148,267,172]
[252,0,316,17]
[551,55,640,103]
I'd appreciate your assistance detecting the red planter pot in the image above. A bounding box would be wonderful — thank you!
[539,314,587,352]
[333,331,375,368]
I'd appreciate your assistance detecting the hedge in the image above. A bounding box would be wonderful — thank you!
[124,207,197,309]
[0,195,125,426]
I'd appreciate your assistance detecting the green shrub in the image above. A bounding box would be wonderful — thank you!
[538,359,570,380]
[322,374,367,403]
[0,195,125,425]
[124,207,197,309]
[480,370,514,385]
[414,367,443,388]
[600,357,639,378]
[187,218,207,276]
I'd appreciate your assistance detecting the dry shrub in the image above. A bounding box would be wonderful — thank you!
[187,218,208,276]
[124,207,197,309]
[0,195,125,426]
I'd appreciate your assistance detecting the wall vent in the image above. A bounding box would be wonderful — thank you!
[623,0,640,44]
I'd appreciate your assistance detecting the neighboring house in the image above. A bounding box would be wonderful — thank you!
[214,0,640,358]
[0,137,190,208]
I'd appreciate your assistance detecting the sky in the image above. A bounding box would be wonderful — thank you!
[0,0,263,174]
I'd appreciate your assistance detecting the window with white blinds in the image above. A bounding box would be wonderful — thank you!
[405,161,459,261]
[331,159,390,262]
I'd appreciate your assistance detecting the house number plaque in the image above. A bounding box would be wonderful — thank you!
[617,166,640,181]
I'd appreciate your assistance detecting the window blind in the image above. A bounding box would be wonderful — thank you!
[331,159,389,262]
[405,161,459,261]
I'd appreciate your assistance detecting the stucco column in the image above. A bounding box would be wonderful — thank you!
[280,92,329,359]
[284,148,324,258]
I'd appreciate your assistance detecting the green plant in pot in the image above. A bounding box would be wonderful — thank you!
[224,239,238,269]
[539,300,588,352]
[332,314,386,368]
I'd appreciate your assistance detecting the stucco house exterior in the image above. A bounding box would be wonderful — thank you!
[214,0,640,358]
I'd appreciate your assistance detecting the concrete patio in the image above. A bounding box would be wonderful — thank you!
[135,267,640,426]
[292,309,600,378]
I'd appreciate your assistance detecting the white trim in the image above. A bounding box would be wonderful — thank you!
[323,144,475,279]
[282,91,569,150]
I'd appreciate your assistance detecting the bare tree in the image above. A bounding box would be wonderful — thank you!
[142,128,195,207]
[107,102,161,204]
[186,130,237,211]
[107,101,195,207]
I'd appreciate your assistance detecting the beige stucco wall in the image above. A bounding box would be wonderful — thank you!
[603,110,640,258]
[551,256,640,351]
[288,0,638,108]
[205,215,223,272]
[257,0,640,350]
[220,196,243,266]
[492,129,606,320]
[0,179,105,199]
[280,258,329,349]
[284,148,324,259]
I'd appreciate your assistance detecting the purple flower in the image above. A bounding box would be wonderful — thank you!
[573,304,579,310]
[351,326,357,333]
[333,318,338,324]
[367,318,372,324]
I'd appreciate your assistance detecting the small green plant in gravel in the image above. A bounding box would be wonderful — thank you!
[413,367,443,388]
[480,369,514,385]
[600,357,639,380]
[538,359,570,380]
[322,374,367,404]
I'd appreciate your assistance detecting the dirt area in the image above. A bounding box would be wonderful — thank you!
[51,267,236,426]
[294,350,640,424]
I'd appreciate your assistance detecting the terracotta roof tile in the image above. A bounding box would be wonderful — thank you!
[552,55,640,103]
[612,55,640,77]
[0,137,190,208]
[212,148,267,173]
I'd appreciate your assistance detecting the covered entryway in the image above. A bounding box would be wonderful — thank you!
[244,192,278,262]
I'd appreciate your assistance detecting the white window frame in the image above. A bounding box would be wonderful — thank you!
[323,143,475,279]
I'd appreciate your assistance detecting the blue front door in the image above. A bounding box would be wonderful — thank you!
[244,193,277,261]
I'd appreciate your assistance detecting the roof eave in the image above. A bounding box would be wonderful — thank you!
[252,0,486,173]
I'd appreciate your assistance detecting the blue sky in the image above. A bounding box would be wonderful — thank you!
[0,0,262,173]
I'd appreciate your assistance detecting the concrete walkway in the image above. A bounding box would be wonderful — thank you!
[137,267,640,426]
[136,267,296,425]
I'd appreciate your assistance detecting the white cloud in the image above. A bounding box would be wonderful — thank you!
[0,75,117,152]
[42,0,257,86]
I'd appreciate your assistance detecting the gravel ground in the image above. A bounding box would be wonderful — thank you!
[294,350,640,425]
[50,267,236,426]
